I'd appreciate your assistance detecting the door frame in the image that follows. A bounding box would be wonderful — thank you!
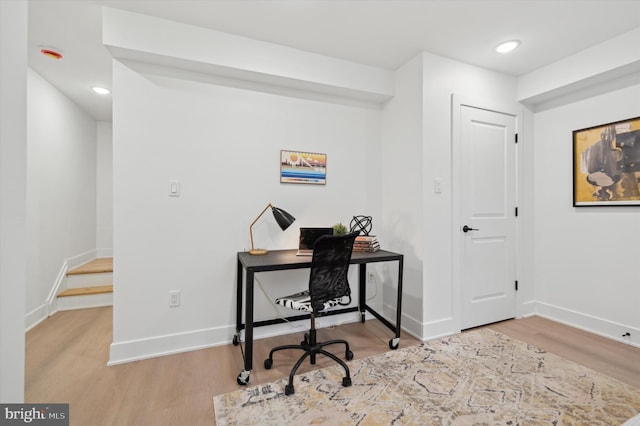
[451,94,525,332]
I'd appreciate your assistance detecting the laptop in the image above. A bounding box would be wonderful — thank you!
[296,227,334,256]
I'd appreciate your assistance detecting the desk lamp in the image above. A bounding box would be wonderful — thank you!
[249,204,295,255]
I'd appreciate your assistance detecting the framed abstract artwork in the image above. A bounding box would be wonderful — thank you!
[573,116,640,206]
[280,150,327,185]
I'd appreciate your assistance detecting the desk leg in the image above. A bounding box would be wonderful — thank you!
[389,256,404,350]
[358,264,367,323]
[237,270,254,385]
[233,260,243,346]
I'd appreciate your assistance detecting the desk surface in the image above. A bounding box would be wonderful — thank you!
[238,249,402,272]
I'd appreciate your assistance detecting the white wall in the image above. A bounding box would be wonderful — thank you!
[102,8,393,105]
[518,27,640,104]
[421,53,519,337]
[533,83,640,345]
[97,121,113,257]
[103,9,638,364]
[380,51,520,339]
[110,60,382,363]
[379,55,425,335]
[0,0,28,403]
[26,69,98,327]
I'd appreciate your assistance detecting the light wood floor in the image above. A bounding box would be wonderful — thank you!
[25,308,640,426]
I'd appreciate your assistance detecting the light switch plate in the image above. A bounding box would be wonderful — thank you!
[169,181,180,197]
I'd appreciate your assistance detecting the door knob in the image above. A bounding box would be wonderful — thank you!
[462,225,478,233]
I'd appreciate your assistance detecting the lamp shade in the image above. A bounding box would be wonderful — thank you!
[249,203,296,255]
[272,207,295,231]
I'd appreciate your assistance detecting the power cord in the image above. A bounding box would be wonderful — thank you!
[326,273,379,330]
[367,273,378,301]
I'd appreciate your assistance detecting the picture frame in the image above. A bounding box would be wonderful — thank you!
[280,150,327,185]
[573,116,640,206]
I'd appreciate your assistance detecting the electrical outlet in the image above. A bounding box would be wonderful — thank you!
[434,178,443,194]
[169,290,180,307]
[368,273,374,284]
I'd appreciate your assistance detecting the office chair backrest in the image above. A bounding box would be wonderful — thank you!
[308,232,358,313]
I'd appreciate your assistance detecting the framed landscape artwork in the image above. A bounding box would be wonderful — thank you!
[280,150,327,185]
[573,116,640,206]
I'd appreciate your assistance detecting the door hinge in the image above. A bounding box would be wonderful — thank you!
[515,207,518,217]
[515,280,519,291]
[515,133,518,144]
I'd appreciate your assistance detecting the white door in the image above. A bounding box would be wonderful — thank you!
[459,105,517,329]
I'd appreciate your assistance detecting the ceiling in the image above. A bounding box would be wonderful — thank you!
[28,0,640,122]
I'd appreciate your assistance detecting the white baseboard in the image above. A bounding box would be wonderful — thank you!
[25,303,48,332]
[108,312,379,366]
[43,250,99,319]
[45,262,68,318]
[108,323,238,366]
[97,248,113,258]
[533,301,640,348]
[252,312,363,340]
[345,302,452,343]
[421,316,458,342]
[30,250,106,333]
[108,299,640,365]
[517,299,537,319]
[374,300,424,341]
[65,249,97,270]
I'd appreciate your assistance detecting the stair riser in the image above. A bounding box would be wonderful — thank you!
[66,272,112,289]
[57,292,113,311]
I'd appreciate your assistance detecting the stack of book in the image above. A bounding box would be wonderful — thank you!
[353,235,380,253]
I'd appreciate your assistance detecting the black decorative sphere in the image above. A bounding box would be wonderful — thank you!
[350,215,373,236]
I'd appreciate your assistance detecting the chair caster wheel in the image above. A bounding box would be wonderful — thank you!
[232,334,240,346]
[342,377,352,387]
[285,384,295,395]
[264,358,272,369]
[345,350,354,360]
[236,370,250,385]
[389,338,399,350]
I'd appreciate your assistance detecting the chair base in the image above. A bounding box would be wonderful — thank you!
[264,328,353,396]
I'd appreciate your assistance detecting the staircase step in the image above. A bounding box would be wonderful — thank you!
[67,258,113,275]
[56,258,114,311]
[58,285,113,298]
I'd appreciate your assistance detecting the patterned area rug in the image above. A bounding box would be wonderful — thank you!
[213,328,640,425]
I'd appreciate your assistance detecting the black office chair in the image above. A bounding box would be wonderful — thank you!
[264,232,359,395]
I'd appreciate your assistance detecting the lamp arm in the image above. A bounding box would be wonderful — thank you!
[249,203,273,251]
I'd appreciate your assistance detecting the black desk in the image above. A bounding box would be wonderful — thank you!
[234,248,404,385]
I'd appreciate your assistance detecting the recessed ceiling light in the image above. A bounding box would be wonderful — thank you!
[40,48,63,60]
[91,86,111,95]
[495,40,520,54]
